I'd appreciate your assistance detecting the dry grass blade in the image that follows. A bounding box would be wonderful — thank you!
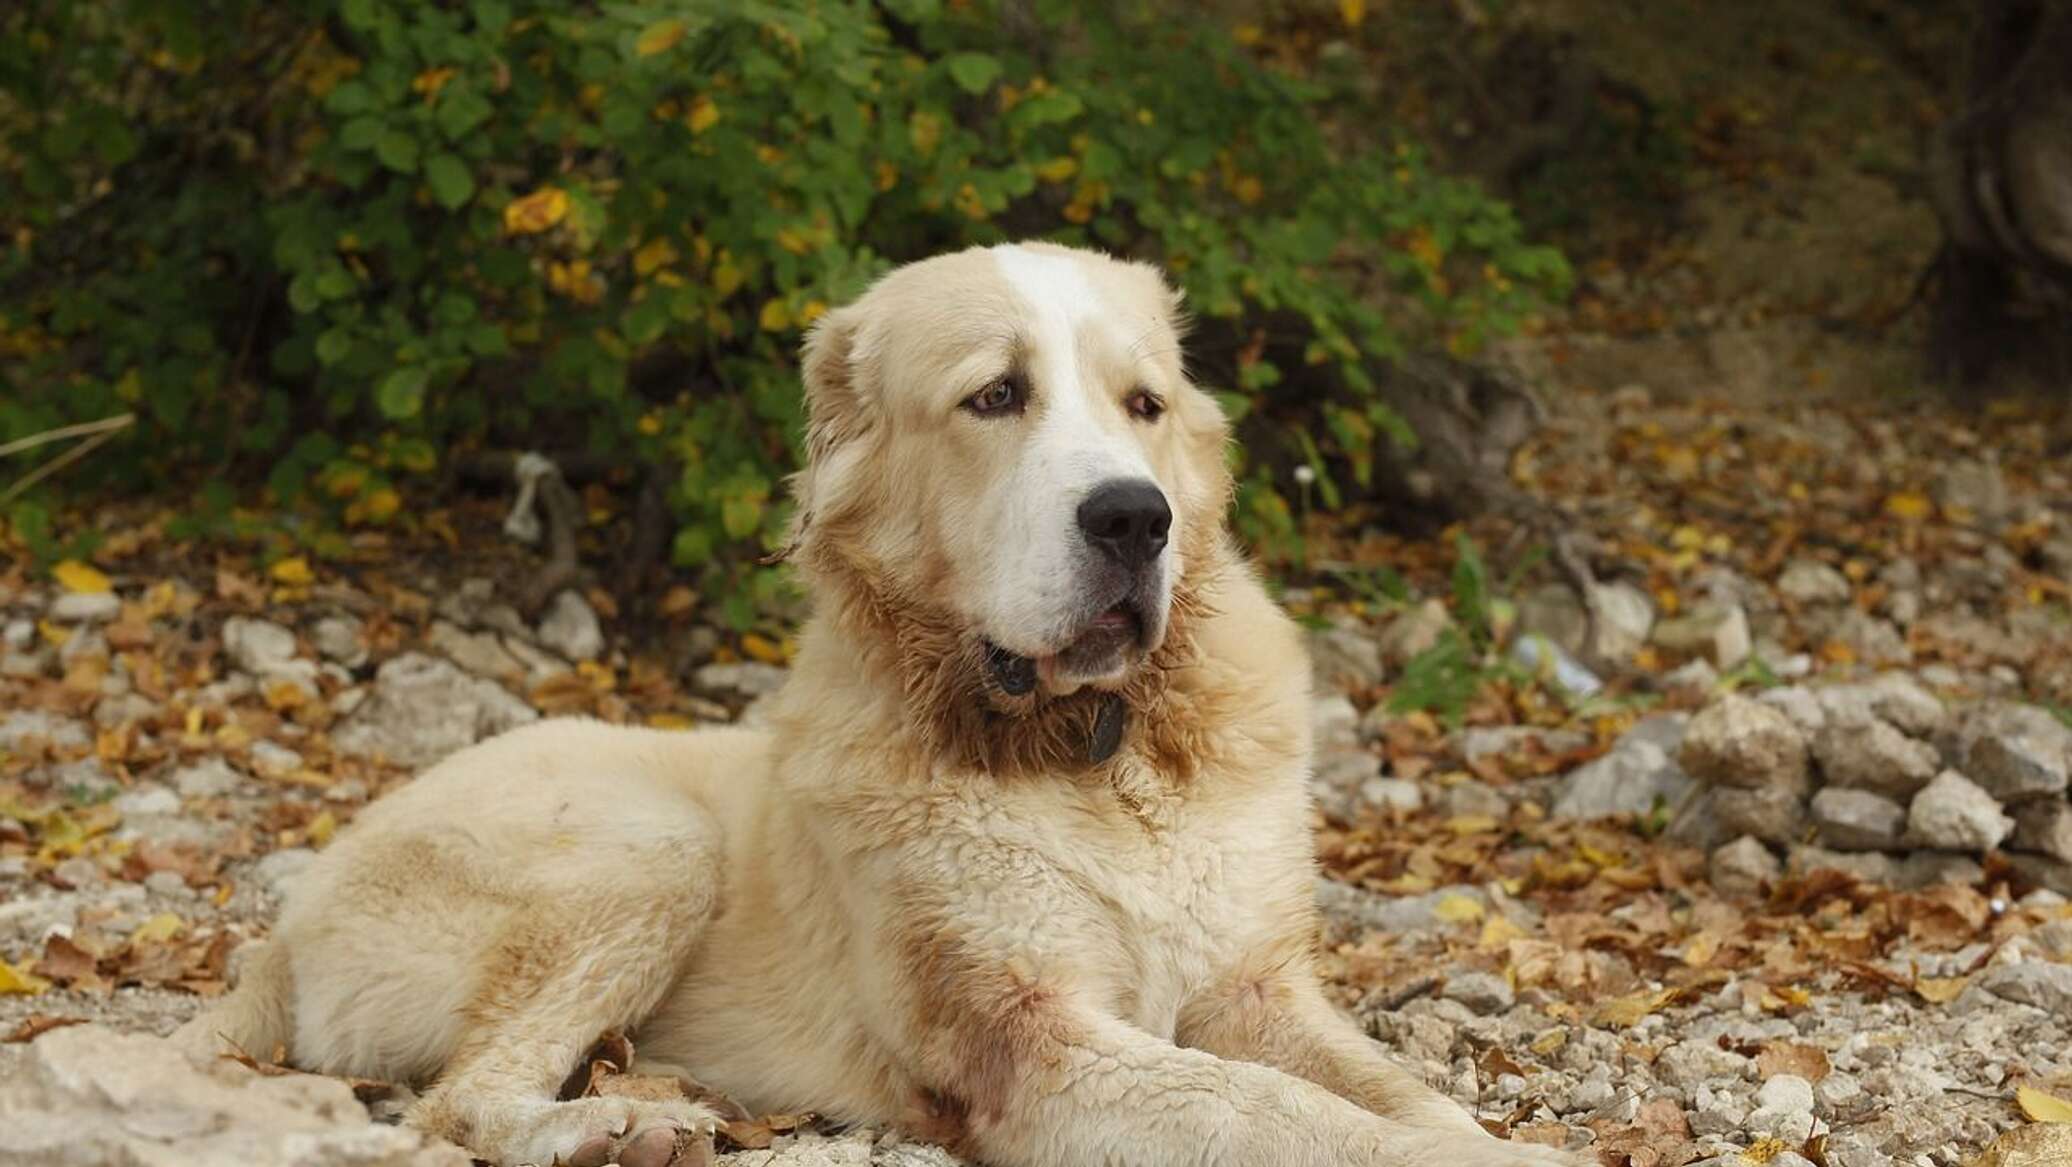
[0,412,135,460]
[1,414,135,505]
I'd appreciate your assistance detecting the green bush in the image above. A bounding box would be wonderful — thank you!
[1,0,1566,619]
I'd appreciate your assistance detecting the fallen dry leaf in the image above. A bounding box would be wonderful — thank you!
[719,1112,815,1152]
[1970,1122,2072,1167]
[1755,1042,1831,1084]
[1589,1096,1696,1167]
[1916,975,1972,1005]
[52,560,112,594]
[1593,987,1683,1029]
[2019,1085,2072,1124]
[1742,1137,1793,1165]
[0,957,50,995]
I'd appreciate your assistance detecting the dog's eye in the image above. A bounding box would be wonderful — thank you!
[1125,388,1165,422]
[963,376,1024,417]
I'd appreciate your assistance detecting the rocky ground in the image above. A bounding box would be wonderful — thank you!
[6,387,2072,1167]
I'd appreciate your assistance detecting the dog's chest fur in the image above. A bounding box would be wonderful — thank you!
[907,751,1316,1040]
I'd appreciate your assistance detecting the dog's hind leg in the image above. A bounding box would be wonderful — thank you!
[403,824,725,1167]
[173,938,295,1064]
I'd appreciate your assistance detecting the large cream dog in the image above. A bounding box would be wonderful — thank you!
[180,244,1579,1167]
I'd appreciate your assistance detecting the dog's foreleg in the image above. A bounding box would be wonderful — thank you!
[1179,965,1488,1137]
[934,1001,1492,1167]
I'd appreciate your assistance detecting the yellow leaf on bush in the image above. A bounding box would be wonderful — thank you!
[758,299,792,333]
[908,110,942,157]
[359,487,401,525]
[1339,0,1367,26]
[0,958,50,995]
[503,186,569,236]
[412,67,456,98]
[2018,1085,2072,1123]
[53,560,111,594]
[1034,157,1078,184]
[711,255,743,297]
[633,237,678,277]
[684,95,719,134]
[635,19,685,57]
[269,556,314,587]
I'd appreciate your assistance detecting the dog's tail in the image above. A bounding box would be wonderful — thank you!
[172,939,296,1065]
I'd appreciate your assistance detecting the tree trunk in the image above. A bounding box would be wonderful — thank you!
[1926,0,2072,385]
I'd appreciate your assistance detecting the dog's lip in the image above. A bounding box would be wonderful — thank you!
[984,601,1149,695]
[1062,600,1146,652]
[1085,603,1140,636]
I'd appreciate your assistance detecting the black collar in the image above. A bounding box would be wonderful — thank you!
[986,644,1129,765]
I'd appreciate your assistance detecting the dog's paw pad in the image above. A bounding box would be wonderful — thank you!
[617,1124,711,1167]
[565,1134,616,1167]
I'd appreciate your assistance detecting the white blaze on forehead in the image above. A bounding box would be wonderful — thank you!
[987,245,1150,482]
[990,244,1100,335]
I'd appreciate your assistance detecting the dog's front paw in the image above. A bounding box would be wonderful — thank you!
[1386,1126,1593,1167]
[443,1095,717,1167]
[1461,1132,1594,1167]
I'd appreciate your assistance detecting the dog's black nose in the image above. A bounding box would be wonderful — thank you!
[1077,479,1171,570]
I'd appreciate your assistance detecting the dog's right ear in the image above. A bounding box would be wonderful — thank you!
[777,304,874,562]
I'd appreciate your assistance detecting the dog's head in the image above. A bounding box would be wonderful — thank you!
[789,243,1230,701]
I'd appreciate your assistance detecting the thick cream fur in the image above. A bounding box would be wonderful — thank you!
[179,244,1582,1167]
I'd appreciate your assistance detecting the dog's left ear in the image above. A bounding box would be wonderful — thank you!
[777,304,875,562]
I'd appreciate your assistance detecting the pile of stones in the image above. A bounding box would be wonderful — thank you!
[1674,676,2072,894]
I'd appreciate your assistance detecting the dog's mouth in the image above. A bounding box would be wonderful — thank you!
[987,600,1150,697]
[1052,602,1144,675]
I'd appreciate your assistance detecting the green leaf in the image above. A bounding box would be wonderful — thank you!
[375,130,420,173]
[435,86,494,140]
[471,0,510,32]
[340,0,383,31]
[1011,89,1084,129]
[721,493,764,539]
[944,52,1001,94]
[465,322,509,356]
[325,80,376,116]
[287,275,322,315]
[424,153,474,208]
[339,115,385,151]
[315,267,356,300]
[375,368,428,419]
[315,328,353,366]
